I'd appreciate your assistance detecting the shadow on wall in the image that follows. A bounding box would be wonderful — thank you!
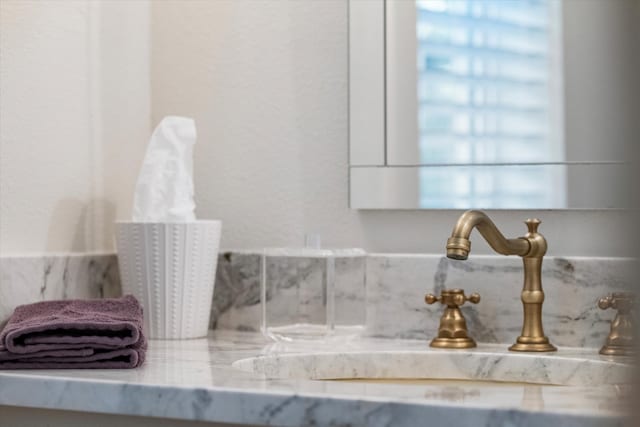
[47,199,115,252]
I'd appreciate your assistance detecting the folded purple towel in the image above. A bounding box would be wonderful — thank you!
[0,295,146,369]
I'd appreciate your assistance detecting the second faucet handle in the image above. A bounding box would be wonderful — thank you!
[425,289,480,307]
[598,292,635,356]
[424,289,480,349]
[598,293,634,313]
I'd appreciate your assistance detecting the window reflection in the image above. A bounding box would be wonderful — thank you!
[416,0,564,208]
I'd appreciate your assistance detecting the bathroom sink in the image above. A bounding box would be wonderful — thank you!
[330,378,536,387]
[232,347,633,387]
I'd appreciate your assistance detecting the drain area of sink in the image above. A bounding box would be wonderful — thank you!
[328,378,545,387]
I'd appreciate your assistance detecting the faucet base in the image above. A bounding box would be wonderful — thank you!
[509,340,557,352]
[597,293,635,357]
[599,344,635,357]
[430,337,476,349]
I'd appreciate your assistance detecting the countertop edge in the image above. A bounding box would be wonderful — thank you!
[0,373,627,427]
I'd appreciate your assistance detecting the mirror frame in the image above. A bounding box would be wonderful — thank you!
[348,0,627,210]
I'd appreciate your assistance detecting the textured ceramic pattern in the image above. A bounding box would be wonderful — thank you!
[115,222,221,339]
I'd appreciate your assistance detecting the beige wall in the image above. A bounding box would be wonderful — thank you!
[1,0,636,257]
[0,0,150,253]
[151,0,634,257]
[564,0,640,207]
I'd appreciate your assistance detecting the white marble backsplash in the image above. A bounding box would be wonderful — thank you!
[365,255,635,349]
[0,254,121,323]
[0,252,634,349]
[209,252,262,331]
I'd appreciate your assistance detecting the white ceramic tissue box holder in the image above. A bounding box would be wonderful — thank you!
[116,221,221,339]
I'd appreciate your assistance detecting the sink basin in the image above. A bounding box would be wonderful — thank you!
[331,378,539,387]
[232,347,633,387]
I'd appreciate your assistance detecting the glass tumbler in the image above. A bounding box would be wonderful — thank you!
[260,247,366,342]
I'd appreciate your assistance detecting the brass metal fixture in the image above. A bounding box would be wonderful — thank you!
[446,210,557,352]
[598,293,635,356]
[425,289,480,349]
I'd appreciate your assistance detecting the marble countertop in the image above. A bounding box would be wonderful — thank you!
[0,330,633,427]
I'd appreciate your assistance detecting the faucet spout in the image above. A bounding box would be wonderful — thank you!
[445,210,556,352]
[446,210,530,260]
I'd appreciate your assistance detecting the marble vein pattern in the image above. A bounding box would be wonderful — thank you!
[210,252,262,331]
[365,255,635,348]
[0,331,632,427]
[0,253,121,323]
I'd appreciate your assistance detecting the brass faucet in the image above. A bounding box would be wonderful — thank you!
[446,210,557,352]
[598,293,635,356]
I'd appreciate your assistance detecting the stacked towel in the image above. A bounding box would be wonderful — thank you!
[0,295,146,369]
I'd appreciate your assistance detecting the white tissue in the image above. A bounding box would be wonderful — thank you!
[132,116,197,222]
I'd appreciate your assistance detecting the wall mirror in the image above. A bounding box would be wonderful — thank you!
[349,0,638,209]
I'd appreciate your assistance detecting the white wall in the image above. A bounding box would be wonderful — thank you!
[1,0,636,257]
[152,0,635,257]
[0,0,150,253]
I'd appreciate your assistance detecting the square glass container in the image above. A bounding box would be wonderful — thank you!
[260,247,366,342]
